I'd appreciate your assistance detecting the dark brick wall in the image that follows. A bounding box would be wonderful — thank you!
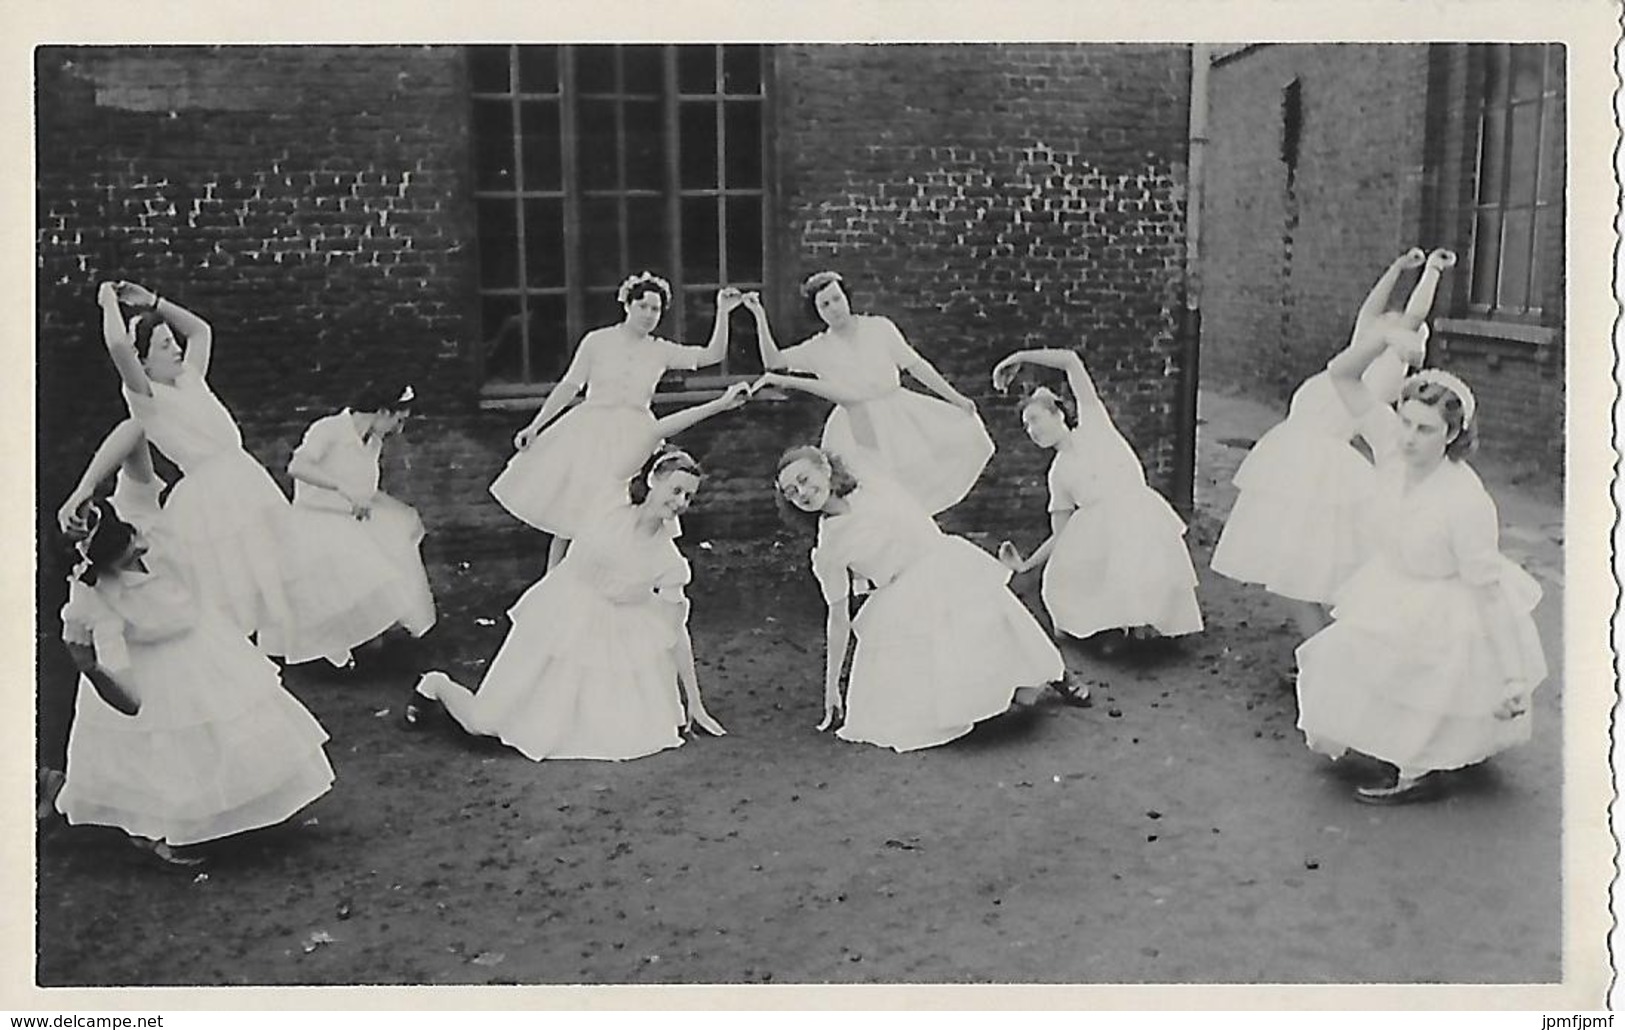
[1199,43,1565,469]
[38,43,1193,556]
[1200,44,1431,402]
[36,44,479,528]
[770,43,1194,531]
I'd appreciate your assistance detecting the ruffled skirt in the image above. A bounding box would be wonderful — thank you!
[1210,419,1374,604]
[1044,487,1203,638]
[489,403,655,537]
[824,390,994,516]
[162,450,298,645]
[840,536,1064,752]
[55,613,334,846]
[266,495,437,666]
[1294,557,1547,775]
[420,564,685,761]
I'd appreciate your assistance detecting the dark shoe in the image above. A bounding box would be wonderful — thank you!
[1354,773,1440,806]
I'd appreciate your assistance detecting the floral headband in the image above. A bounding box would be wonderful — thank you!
[617,272,671,306]
[1408,368,1476,427]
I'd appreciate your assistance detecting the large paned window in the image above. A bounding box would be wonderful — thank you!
[1467,43,1564,321]
[470,44,770,392]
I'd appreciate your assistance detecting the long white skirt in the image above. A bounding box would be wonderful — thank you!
[840,536,1064,752]
[1044,487,1203,639]
[824,390,994,516]
[56,613,334,846]
[489,403,654,537]
[1294,558,1547,775]
[419,564,685,762]
[161,451,298,644]
[267,495,437,666]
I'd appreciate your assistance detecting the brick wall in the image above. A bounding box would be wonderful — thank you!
[771,43,1194,532]
[1199,43,1565,470]
[38,43,1194,558]
[1200,44,1432,400]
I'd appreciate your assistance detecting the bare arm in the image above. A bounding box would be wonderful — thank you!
[755,370,869,406]
[63,642,140,716]
[819,601,852,731]
[650,381,752,440]
[515,335,595,448]
[1000,510,1072,575]
[1329,250,1429,419]
[99,282,152,398]
[993,348,1101,413]
[1354,248,1426,336]
[890,324,974,411]
[1399,248,1458,330]
[57,420,150,535]
[742,291,790,370]
[116,282,214,377]
[680,287,743,369]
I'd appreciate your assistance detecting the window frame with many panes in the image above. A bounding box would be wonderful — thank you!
[1464,42,1564,327]
[468,44,774,400]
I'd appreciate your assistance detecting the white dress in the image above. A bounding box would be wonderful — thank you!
[1211,372,1376,604]
[812,473,1064,752]
[122,367,296,645]
[419,504,690,761]
[55,540,334,846]
[1294,405,1547,776]
[274,412,437,666]
[108,466,164,532]
[489,329,703,537]
[1042,410,1203,639]
[779,316,994,515]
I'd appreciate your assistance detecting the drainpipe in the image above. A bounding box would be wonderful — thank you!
[1172,43,1210,518]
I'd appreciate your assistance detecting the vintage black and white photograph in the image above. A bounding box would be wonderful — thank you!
[18,1,1618,1010]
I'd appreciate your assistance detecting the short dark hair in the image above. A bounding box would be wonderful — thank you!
[1018,386,1077,430]
[351,380,416,415]
[73,499,136,586]
[1400,377,1477,461]
[799,270,847,324]
[629,447,703,504]
[130,312,177,362]
[773,445,859,534]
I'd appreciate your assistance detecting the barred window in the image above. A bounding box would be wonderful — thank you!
[1467,43,1564,321]
[469,44,771,393]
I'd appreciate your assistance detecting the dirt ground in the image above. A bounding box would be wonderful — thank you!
[34,391,1566,988]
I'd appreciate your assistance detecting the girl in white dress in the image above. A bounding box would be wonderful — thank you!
[280,382,436,667]
[97,280,297,650]
[990,347,1202,657]
[490,273,743,571]
[410,383,754,760]
[1294,327,1546,804]
[46,421,169,823]
[774,445,1064,752]
[1211,248,1449,640]
[55,500,335,867]
[748,272,994,515]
